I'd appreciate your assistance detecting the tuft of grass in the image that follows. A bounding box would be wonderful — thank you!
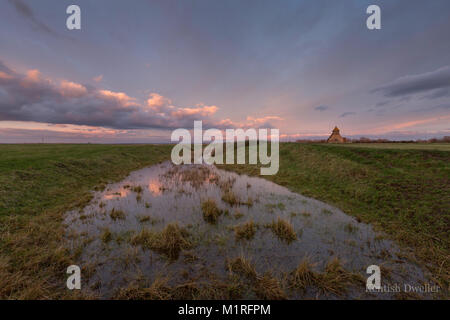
[254,273,287,300]
[289,258,318,291]
[130,223,192,260]
[201,199,222,224]
[266,217,297,243]
[234,220,257,240]
[226,255,257,280]
[233,210,244,219]
[100,228,112,243]
[321,208,333,215]
[222,190,239,206]
[109,208,126,220]
[315,257,364,296]
[113,277,171,300]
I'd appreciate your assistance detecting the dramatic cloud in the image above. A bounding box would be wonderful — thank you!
[372,66,450,98]
[0,60,281,131]
[314,105,329,112]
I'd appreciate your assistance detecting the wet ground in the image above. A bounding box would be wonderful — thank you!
[64,162,431,299]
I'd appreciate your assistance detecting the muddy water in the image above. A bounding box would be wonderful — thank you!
[64,162,429,299]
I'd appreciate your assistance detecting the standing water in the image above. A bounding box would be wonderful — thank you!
[64,162,430,299]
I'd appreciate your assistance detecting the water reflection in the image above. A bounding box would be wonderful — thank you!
[64,161,429,299]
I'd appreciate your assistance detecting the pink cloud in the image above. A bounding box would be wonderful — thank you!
[0,60,284,132]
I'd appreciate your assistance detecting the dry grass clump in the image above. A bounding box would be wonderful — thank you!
[201,199,223,224]
[315,257,364,296]
[100,228,112,243]
[226,255,286,299]
[194,280,243,300]
[267,217,297,243]
[234,220,257,240]
[233,210,244,219]
[222,189,239,206]
[226,255,257,280]
[254,273,287,300]
[289,258,319,290]
[113,277,171,300]
[130,223,191,260]
[136,214,159,225]
[288,257,363,297]
[110,208,126,220]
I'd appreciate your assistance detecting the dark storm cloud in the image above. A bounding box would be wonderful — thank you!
[314,105,329,112]
[372,66,450,98]
[7,0,58,36]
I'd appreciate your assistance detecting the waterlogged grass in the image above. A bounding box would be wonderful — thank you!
[234,220,257,240]
[266,217,297,243]
[201,199,223,224]
[0,144,172,299]
[219,143,450,292]
[130,223,192,260]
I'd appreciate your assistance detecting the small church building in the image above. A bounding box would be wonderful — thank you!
[327,126,346,143]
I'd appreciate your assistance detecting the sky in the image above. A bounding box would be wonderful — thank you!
[0,0,449,143]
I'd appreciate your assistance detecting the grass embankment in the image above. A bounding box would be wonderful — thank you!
[219,143,450,293]
[0,144,172,299]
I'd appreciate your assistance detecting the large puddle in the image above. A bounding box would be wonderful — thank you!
[64,162,430,299]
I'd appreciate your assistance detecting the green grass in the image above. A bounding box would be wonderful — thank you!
[0,144,171,299]
[332,143,450,151]
[219,143,450,292]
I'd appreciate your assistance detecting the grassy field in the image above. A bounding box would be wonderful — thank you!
[0,143,449,298]
[0,144,172,299]
[329,143,450,151]
[220,143,450,294]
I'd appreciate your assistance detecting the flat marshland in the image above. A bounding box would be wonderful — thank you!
[0,143,448,299]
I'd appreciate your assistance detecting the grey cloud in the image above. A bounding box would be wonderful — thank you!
[375,101,390,107]
[8,0,58,36]
[314,105,329,112]
[413,104,450,113]
[340,112,356,118]
[420,88,450,100]
[372,66,450,98]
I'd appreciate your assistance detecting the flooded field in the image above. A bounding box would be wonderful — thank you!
[64,162,430,299]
